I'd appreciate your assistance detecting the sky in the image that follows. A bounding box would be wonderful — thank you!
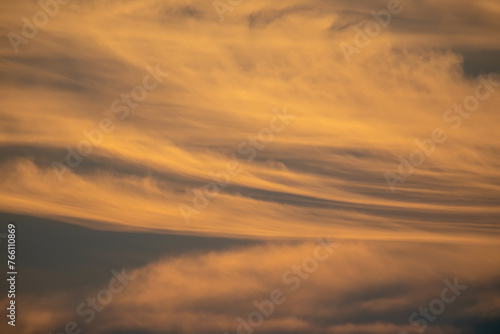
[0,0,499,333]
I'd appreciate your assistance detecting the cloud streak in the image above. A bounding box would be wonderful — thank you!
[1,0,500,243]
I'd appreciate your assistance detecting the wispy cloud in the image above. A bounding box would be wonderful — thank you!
[1,0,499,243]
[7,240,500,333]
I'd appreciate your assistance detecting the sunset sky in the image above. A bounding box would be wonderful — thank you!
[0,0,499,333]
